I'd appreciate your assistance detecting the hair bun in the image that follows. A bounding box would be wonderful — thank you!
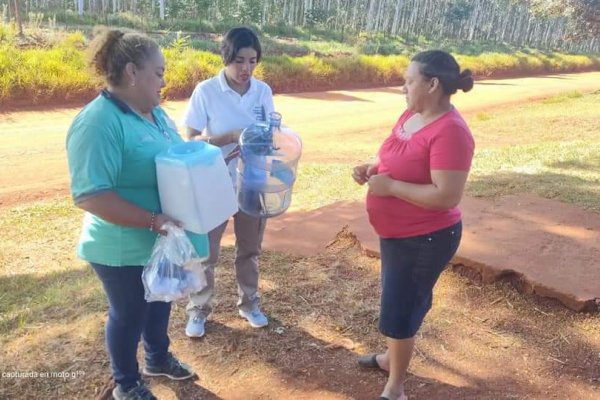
[93,26,125,49]
[458,69,474,93]
[106,28,125,46]
[88,26,156,85]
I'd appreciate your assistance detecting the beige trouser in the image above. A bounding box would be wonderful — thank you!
[186,210,266,319]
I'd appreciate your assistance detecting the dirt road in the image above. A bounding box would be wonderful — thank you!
[1,71,599,209]
[1,73,599,400]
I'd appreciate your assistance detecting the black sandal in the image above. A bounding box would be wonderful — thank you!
[357,353,387,372]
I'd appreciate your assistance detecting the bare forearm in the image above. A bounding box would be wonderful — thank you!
[187,127,239,147]
[76,191,153,229]
[388,180,461,210]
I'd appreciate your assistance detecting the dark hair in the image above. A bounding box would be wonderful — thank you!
[411,50,474,95]
[88,26,159,86]
[220,26,262,65]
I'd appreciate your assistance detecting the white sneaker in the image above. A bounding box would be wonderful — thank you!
[239,308,268,328]
[185,315,206,338]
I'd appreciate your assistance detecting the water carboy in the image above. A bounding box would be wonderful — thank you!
[237,112,302,218]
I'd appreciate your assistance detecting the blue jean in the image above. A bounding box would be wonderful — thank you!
[378,222,462,339]
[91,263,171,391]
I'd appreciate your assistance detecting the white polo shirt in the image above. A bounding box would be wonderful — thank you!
[181,69,275,186]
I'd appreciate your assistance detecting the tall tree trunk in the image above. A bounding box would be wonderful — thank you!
[468,0,481,41]
[13,0,24,36]
[366,0,377,31]
[391,0,402,35]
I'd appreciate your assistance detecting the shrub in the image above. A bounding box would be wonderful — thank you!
[1,34,599,107]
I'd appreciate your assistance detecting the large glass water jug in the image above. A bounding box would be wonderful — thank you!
[237,112,302,218]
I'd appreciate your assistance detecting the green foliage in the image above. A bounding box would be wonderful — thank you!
[236,0,263,25]
[170,31,191,52]
[0,27,599,106]
[0,39,92,102]
[456,51,600,77]
[445,0,475,24]
[260,54,408,92]
[304,7,333,29]
[357,33,411,56]
[162,48,221,97]
[189,38,220,52]
[0,20,16,43]
[53,10,149,30]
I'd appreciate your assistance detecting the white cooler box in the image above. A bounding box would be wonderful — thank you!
[156,141,238,234]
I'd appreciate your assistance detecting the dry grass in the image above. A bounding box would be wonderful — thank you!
[1,230,598,399]
[1,93,599,399]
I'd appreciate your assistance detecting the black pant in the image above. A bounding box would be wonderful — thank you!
[378,222,462,339]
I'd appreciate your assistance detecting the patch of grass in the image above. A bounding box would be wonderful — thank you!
[464,92,600,211]
[0,267,103,337]
[475,112,492,121]
[468,141,600,211]
[467,91,600,148]
[296,38,355,56]
[541,90,584,104]
[293,163,366,210]
[0,199,104,349]
[0,199,81,250]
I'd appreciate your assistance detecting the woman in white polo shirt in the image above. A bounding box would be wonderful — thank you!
[182,26,274,337]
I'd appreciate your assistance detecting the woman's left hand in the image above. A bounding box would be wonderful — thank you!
[153,213,182,236]
[367,174,394,196]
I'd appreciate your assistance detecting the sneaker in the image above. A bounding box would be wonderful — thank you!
[142,353,195,381]
[239,308,268,328]
[185,315,206,338]
[112,381,157,400]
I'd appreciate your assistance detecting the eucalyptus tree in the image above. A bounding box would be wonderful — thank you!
[1,0,598,52]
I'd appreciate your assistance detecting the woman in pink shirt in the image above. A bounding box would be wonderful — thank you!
[353,50,475,400]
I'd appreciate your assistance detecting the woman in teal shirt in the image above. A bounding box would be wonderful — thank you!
[66,27,199,400]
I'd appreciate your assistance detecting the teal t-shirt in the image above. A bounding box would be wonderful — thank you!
[66,91,208,266]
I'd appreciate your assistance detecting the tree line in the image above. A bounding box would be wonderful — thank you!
[2,0,599,53]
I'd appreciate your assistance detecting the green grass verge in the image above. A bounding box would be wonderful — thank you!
[2,23,599,106]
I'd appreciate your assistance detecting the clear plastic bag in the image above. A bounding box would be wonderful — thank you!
[142,222,208,302]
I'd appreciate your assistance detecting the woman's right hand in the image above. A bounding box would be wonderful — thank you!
[352,163,378,185]
[152,213,182,236]
[228,129,243,144]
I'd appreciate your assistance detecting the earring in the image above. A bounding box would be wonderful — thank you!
[130,81,136,87]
